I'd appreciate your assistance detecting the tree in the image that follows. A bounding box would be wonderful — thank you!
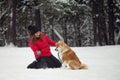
[108,0,115,45]
[114,0,120,44]
[2,0,17,46]
[89,0,99,45]
[98,0,108,45]
[34,0,41,31]
[11,0,17,45]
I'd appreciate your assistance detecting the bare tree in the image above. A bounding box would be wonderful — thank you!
[108,0,115,45]
[34,0,41,31]
[11,0,17,45]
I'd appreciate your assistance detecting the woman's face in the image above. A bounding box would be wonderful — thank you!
[35,31,41,38]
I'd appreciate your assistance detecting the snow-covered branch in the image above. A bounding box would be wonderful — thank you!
[50,25,64,41]
[0,9,8,20]
[80,17,88,32]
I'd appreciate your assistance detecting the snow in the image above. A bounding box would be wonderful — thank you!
[116,18,120,23]
[53,0,69,3]
[0,45,120,80]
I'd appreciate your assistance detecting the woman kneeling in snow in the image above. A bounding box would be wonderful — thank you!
[27,25,61,69]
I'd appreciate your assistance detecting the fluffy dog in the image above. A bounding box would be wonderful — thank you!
[55,41,88,70]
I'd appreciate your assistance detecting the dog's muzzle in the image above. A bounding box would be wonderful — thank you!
[55,48,58,51]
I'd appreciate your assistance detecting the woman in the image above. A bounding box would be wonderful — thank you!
[27,25,61,69]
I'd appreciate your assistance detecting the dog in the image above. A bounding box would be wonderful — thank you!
[55,41,88,70]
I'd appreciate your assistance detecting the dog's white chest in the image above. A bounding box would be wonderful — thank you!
[58,52,62,60]
[59,53,62,60]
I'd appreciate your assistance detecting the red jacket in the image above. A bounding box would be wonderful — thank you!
[29,33,56,59]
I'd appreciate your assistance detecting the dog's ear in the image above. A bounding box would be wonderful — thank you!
[57,40,62,44]
[56,40,61,46]
[57,40,61,43]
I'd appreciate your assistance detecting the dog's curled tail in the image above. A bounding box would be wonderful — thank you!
[80,64,88,70]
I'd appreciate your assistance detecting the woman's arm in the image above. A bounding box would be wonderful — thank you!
[45,34,56,46]
[29,42,41,58]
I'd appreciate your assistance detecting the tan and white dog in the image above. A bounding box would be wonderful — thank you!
[55,41,88,70]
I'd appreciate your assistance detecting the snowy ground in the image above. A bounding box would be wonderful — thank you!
[0,45,120,80]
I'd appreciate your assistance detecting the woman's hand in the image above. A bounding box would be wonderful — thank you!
[36,50,41,55]
[55,43,57,46]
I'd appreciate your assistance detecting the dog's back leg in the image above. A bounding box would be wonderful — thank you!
[68,60,81,70]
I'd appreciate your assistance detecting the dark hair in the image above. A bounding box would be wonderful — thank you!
[28,25,39,35]
[30,32,44,44]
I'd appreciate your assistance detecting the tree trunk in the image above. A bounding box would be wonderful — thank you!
[90,0,108,46]
[34,9,41,31]
[98,0,108,45]
[11,0,17,45]
[75,17,82,46]
[90,0,99,45]
[34,0,41,31]
[7,0,17,46]
[62,18,67,43]
[108,0,115,45]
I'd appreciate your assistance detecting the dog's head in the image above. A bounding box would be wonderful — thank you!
[55,41,65,52]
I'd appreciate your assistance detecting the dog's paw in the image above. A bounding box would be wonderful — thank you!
[61,62,68,69]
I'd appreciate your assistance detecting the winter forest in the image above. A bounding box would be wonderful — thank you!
[0,0,120,47]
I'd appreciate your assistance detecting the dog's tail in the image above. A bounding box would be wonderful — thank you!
[79,64,88,69]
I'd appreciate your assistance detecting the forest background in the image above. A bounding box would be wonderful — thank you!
[0,0,120,47]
